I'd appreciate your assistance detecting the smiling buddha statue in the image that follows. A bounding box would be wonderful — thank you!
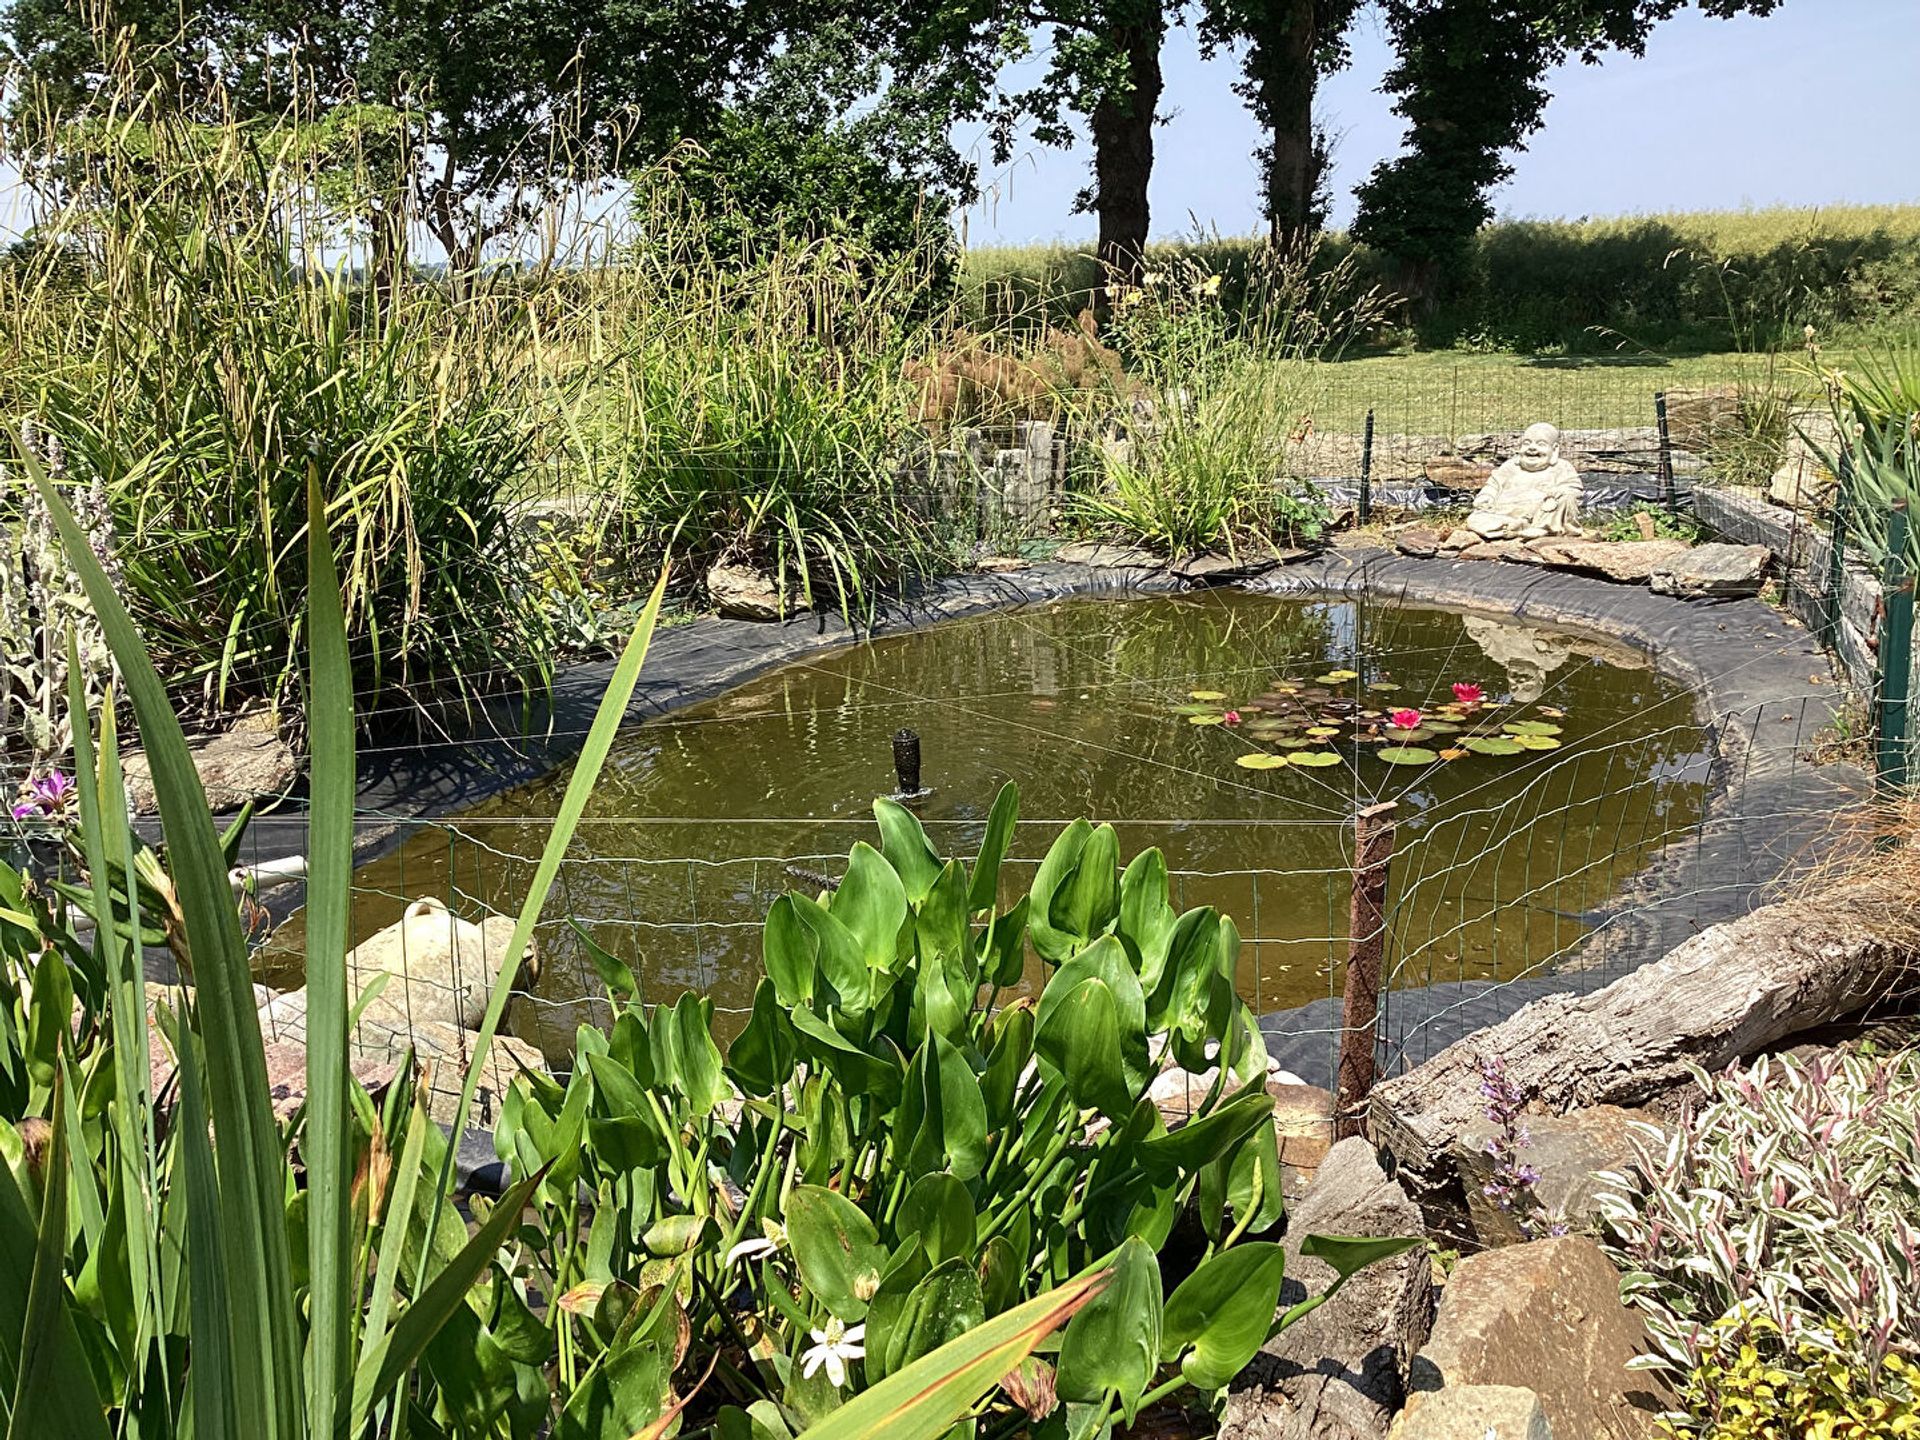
[1466,422,1584,540]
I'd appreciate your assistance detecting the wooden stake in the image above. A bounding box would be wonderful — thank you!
[1336,800,1397,1139]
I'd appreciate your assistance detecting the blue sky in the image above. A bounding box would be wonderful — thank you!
[955,0,1920,246]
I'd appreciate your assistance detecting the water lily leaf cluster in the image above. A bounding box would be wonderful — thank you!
[1169,670,1574,777]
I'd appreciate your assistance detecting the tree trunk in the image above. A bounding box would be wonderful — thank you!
[1089,5,1166,288]
[1253,0,1319,246]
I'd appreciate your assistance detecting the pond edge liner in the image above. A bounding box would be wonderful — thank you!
[227,547,1867,1192]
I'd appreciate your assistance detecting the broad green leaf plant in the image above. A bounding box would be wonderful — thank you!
[490,792,1417,1440]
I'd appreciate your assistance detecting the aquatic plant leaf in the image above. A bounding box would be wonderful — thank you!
[786,1186,887,1323]
[1514,735,1562,750]
[966,782,1020,913]
[1162,1241,1288,1392]
[1188,690,1227,702]
[1317,669,1358,683]
[1172,702,1217,716]
[1377,747,1439,765]
[1438,748,1469,760]
[1463,737,1524,756]
[1383,726,1431,742]
[1365,681,1400,692]
[1305,725,1341,738]
[1185,713,1225,725]
[1503,721,1563,737]
[1057,1237,1162,1422]
[1422,720,1461,734]
[1234,754,1288,770]
[1289,751,1341,767]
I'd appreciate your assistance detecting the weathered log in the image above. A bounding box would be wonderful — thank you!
[1369,887,1914,1206]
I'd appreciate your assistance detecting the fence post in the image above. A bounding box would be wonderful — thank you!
[1335,800,1397,1139]
[1877,504,1913,796]
[1358,408,1376,526]
[1653,390,1676,511]
[1824,449,1853,647]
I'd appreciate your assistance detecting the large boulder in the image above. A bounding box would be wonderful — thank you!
[1389,1385,1552,1440]
[1221,1138,1435,1440]
[1410,1236,1668,1438]
[1649,542,1770,600]
[1767,408,1839,510]
[124,725,299,815]
[1452,1104,1660,1248]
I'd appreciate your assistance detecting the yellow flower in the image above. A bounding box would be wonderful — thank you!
[1196,273,1223,298]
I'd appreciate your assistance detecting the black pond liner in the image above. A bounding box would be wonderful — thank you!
[209,545,1862,1193]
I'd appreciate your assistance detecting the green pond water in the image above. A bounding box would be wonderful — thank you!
[280,592,1712,1059]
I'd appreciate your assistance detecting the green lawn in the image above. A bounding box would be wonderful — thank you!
[1300,346,1840,436]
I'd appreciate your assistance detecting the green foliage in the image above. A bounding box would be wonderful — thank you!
[0,459,672,1436]
[1598,1047,1920,1436]
[1661,1317,1920,1440]
[1068,247,1387,555]
[1819,344,1920,573]
[1599,504,1702,544]
[484,786,1415,1439]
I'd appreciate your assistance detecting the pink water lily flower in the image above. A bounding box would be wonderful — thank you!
[1388,708,1422,730]
[1451,682,1485,705]
[1222,710,1243,727]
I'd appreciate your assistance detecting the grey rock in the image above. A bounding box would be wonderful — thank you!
[1649,542,1770,600]
[1172,549,1298,583]
[1389,1385,1553,1440]
[1411,1236,1669,1439]
[1526,538,1691,584]
[124,726,299,815]
[1221,1138,1435,1440]
[707,564,795,622]
[1392,527,1446,559]
[1453,1103,1661,1248]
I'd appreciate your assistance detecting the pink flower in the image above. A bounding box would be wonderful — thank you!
[1388,708,1422,730]
[1451,682,1485,705]
[1222,710,1242,727]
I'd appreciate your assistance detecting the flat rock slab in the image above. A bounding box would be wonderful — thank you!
[1389,1385,1552,1440]
[1221,1138,1434,1440]
[708,563,798,622]
[1412,1236,1668,1439]
[1455,1104,1660,1248]
[1053,540,1166,569]
[1526,537,1691,583]
[1649,542,1771,600]
[125,727,299,815]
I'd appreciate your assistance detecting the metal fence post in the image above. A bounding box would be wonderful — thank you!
[1876,502,1912,795]
[1335,800,1396,1139]
[1653,390,1676,511]
[1358,408,1375,526]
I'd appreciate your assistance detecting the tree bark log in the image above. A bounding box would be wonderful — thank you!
[1369,886,1915,1202]
[1089,6,1166,288]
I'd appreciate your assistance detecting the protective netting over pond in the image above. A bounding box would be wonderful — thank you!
[259,590,1766,1084]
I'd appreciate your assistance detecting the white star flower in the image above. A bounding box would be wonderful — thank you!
[724,1219,786,1267]
[800,1318,866,1388]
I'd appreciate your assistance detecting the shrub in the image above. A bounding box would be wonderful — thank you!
[1673,1318,1920,1440]
[1066,246,1388,557]
[1597,1047,1920,1437]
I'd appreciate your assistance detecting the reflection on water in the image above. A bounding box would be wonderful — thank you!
[264,592,1710,1058]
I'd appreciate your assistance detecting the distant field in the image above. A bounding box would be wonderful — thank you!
[963,203,1920,361]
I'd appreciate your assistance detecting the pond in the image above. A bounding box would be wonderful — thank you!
[271,591,1714,1059]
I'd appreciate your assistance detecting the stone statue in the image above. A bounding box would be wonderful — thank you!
[1466,423,1583,540]
[1461,616,1572,705]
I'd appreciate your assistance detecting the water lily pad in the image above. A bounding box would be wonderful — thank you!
[1378,746,1439,766]
[1384,726,1431,742]
[1464,737,1524,756]
[1275,737,1316,749]
[1190,689,1228,702]
[1235,753,1288,770]
[1422,720,1461,735]
[1438,747,1469,760]
[1504,721,1563,737]
[1366,681,1401,692]
[1305,725,1342,738]
[1316,669,1359,684]
[1172,702,1218,715]
[1539,706,1566,718]
[1289,750,1342,767]
[1514,734,1562,750]
[1187,713,1225,725]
